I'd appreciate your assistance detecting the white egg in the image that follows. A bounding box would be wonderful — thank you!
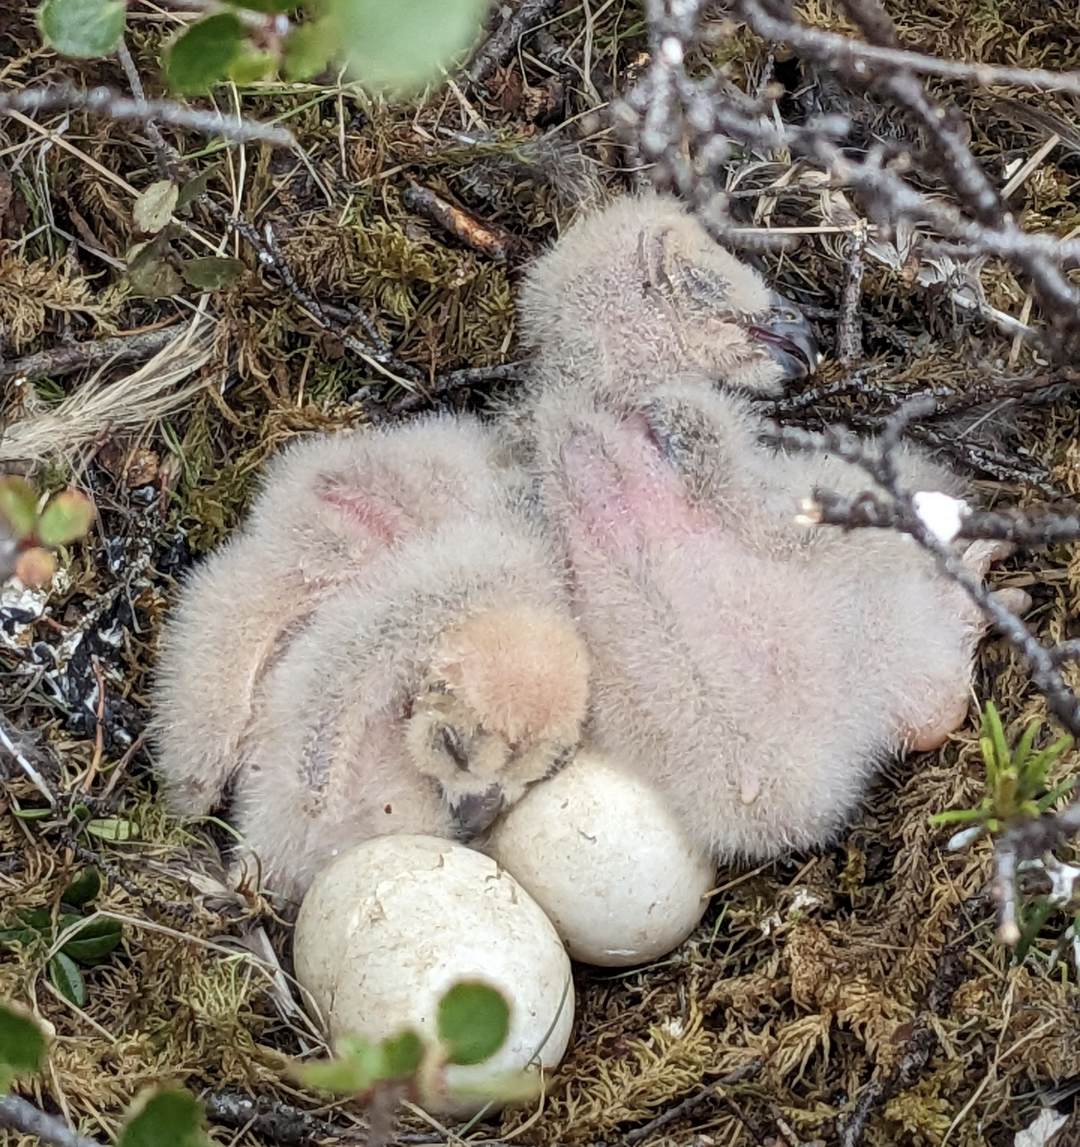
[293,834,574,1113]
[486,750,716,966]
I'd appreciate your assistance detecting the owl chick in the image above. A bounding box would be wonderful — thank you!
[230,517,589,901]
[516,193,1019,863]
[153,415,526,815]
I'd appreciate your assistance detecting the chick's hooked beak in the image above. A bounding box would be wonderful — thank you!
[749,292,819,381]
[450,785,505,838]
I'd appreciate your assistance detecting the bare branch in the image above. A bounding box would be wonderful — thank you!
[0,1094,104,1147]
[0,84,295,147]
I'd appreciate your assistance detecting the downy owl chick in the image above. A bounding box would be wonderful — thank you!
[154,416,589,898]
[515,193,1020,863]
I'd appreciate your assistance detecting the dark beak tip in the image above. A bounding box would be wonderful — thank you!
[452,787,505,836]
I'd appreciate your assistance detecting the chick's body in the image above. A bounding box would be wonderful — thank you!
[519,194,1000,861]
[154,416,588,900]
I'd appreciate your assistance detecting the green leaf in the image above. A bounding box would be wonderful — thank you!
[221,0,299,10]
[1037,776,1077,813]
[928,806,988,826]
[0,476,40,539]
[180,256,247,291]
[49,952,87,1007]
[132,180,179,236]
[176,167,219,211]
[62,866,102,908]
[437,981,509,1066]
[981,702,1009,780]
[165,13,244,95]
[325,0,491,93]
[227,50,275,86]
[381,1030,423,1079]
[0,928,43,949]
[19,909,54,934]
[37,490,95,546]
[298,1032,386,1094]
[61,917,123,964]
[38,0,125,57]
[0,1004,46,1092]
[82,816,136,842]
[282,19,334,80]
[11,806,54,821]
[120,1087,210,1147]
[126,246,183,300]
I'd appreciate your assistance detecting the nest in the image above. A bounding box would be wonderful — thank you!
[2,1,1080,1144]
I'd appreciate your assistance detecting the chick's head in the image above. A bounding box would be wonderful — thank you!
[405,607,590,836]
[519,194,816,400]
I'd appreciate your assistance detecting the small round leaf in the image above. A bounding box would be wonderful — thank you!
[381,1030,423,1079]
[61,865,102,908]
[14,548,56,588]
[38,0,125,58]
[181,256,247,291]
[37,489,95,546]
[436,981,510,1066]
[132,180,179,236]
[165,13,244,95]
[120,1087,209,1147]
[326,0,491,93]
[0,476,40,539]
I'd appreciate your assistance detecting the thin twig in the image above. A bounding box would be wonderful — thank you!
[0,327,180,386]
[0,1093,104,1147]
[807,488,1080,546]
[620,1062,761,1144]
[0,715,58,806]
[467,0,561,84]
[0,84,295,147]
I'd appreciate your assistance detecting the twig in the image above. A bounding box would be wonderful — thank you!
[201,1090,364,1146]
[0,715,58,806]
[732,0,1080,98]
[0,84,294,147]
[807,489,1080,546]
[0,327,181,386]
[771,412,1080,737]
[467,0,561,84]
[0,1093,104,1147]
[836,230,866,364]
[620,1062,761,1144]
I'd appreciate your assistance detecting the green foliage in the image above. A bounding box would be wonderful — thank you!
[37,490,96,546]
[120,1088,212,1147]
[132,181,180,236]
[930,701,1074,841]
[182,257,248,291]
[437,981,510,1066]
[0,476,95,586]
[37,0,124,58]
[165,13,245,95]
[0,1004,46,1093]
[299,1029,423,1094]
[297,980,537,1111]
[323,0,492,92]
[0,1005,211,1144]
[38,0,492,95]
[0,868,124,1008]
